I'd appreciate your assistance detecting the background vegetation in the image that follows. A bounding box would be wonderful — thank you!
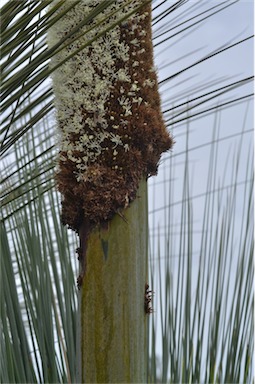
[1,1,253,383]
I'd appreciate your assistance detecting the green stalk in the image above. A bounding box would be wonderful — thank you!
[77,179,148,382]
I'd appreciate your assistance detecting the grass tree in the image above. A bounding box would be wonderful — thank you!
[1,0,253,383]
[48,2,172,382]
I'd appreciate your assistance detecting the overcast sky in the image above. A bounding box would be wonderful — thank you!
[149,0,253,237]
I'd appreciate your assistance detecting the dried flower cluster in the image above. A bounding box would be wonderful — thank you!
[49,0,173,231]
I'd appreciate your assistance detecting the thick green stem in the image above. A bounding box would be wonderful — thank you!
[77,179,148,383]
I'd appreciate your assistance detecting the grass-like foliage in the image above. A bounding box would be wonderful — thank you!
[148,118,253,382]
[1,122,78,383]
[1,0,253,383]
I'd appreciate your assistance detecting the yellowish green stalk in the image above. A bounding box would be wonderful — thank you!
[77,179,148,383]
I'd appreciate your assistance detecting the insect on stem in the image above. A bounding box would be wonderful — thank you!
[144,283,154,314]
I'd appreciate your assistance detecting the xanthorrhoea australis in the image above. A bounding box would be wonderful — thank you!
[49,0,173,233]
[49,2,173,380]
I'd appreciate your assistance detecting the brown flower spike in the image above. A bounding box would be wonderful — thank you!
[49,1,174,232]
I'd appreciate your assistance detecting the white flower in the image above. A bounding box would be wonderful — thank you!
[139,30,146,37]
[132,61,139,68]
[143,79,155,88]
[132,97,143,106]
[124,108,132,117]
[120,119,128,127]
[117,68,131,82]
[118,96,127,106]
[110,134,123,148]
[130,83,140,92]
[130,38,139,47]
